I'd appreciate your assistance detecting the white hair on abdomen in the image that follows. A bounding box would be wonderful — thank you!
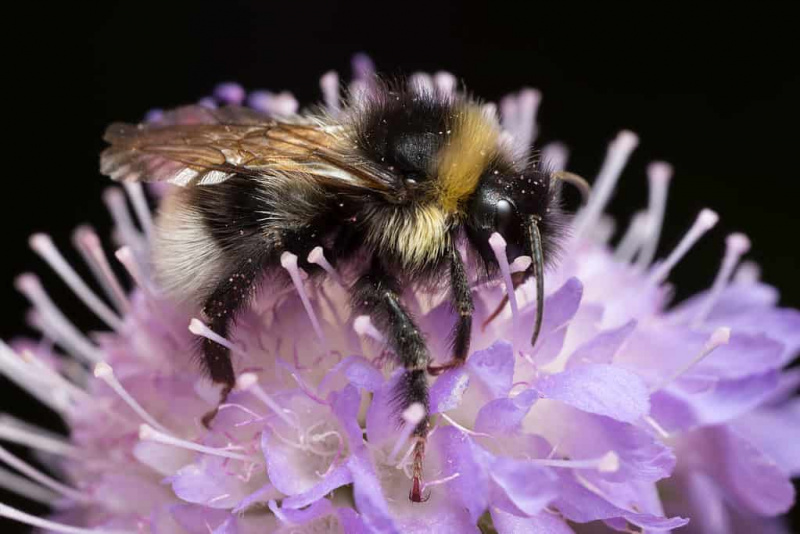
[152,189,224,304]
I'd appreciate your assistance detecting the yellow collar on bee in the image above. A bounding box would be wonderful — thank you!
[435,104,500,214]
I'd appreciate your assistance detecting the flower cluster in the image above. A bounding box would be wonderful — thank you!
[1,56,798,533]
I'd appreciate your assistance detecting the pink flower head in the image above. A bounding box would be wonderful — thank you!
[1,56,798,533]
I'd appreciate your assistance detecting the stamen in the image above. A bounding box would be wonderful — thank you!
[19,350,91,403]
[734,260,761,284]
[353,315,386,343]
[122,182,154,240]
[0,502,133,534]
[692,233,751,326]
[281,252,330,354]
[614,211,649,263]
[635,162,673,270]
[93,362,169,433]
[649,327,731,392]
[574,130,639,239]
[433,71,457,96]
[29,233,123,331]
[102,187,145,254]
[351,53,375,81]
[188,318,242,355]
[0,341,71,414]
[532,451,620,473]
[15,274,104,364]
[237,373,299,429]
[541,142,569,172]
[114,247,149,293]
[510,255,532,274]
[213,82,246,105]
[0,445,90,503]
[0,414,82,457]
[139,424,258,463]
[422,472,461,491]
[72,226,130,313]
[409,72,434,94]
[307,246,344,286]
[247,91,299,117]
[320,71,341,114]
[501,89,541,158]
[648,209,719,284]
[489,233,519,324]
[389,403,426,464]
[0,465,58,504]
[439,413,495,439]
[643,415,671,439]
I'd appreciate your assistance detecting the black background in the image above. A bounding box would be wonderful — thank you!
[1,2,798,532]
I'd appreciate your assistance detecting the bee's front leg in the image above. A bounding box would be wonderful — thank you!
[352,258,431,502]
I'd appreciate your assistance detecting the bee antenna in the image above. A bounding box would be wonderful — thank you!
[527,216,545,349]
[552,170,591,205]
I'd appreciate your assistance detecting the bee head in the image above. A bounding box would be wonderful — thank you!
[466,165,556,267]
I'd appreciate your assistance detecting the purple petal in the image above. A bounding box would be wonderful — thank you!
[432,425,488,522]
[651,371,780,431]
[365,371,403,446]
[566,320,637,368]
[686,426,795,515]
[535,364,650,423]
[467,341,515,399]
[491,508,575,534]
[430,368,470,413]
[268,498,334,525]
[733,398,800,476]
[232,484,279,514]
[282,465,353,509]
[170,504,233,533]
[347,453,399,534]
[555,473,688,530]
[488,456,559,517]
[337,507,372,533]
[169,457,258,509]
[474,389,538,435]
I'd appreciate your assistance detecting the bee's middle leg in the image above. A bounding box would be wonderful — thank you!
[428,247,474,375]
[352,259,430,502]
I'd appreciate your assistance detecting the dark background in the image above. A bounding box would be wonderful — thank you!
[1,2,798,532]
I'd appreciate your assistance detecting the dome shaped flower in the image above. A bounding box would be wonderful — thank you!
[1,55,798,533]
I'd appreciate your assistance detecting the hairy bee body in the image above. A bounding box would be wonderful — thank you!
[101,80,567,501]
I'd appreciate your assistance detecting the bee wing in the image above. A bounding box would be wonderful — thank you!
[100,105,399,192]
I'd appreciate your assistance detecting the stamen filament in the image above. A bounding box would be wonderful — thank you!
[390,403,426,464]
[489,233,520,324]
[353,315,386,343]
[614,211,649,263]
[0,502,133,534]
[422,472,461,490]
[0,465,59,504]
[102,188,145,255]
[307,246,344,286]
[122,182,154,240]
[138,424,258,463]
[692,233,751,326]
[15,274,104,364]
[188,318,242,355]
[72,226,130,313]
[29,234,123,331]
[320,71,341,114]
[0,445,90,503]
[541,142,569,172]
[574,130,639,239]
[532,451,619,473]
[648,209,719,284]
[0,414,82,457]
[93,362,169,433]
[635,162,673,269]
[237,373,299,429]
[281,252,330,355]
[434,71,456,96]
[650,327,731,392]
[114,247,149,294]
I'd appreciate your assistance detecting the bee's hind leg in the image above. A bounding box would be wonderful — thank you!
[428,247,474,375]
[352,258,431,503]
[198,259,263,428]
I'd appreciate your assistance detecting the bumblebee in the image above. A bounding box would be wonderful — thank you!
[100,79,582,501]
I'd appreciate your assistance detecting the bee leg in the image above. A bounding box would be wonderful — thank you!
[428,247,474,375]
[352,259,430,503]
[199,262,262,428]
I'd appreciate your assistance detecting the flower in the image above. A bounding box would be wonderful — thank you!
[1,55,798,533]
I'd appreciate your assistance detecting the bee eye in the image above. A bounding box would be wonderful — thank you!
[496,199,514,230]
